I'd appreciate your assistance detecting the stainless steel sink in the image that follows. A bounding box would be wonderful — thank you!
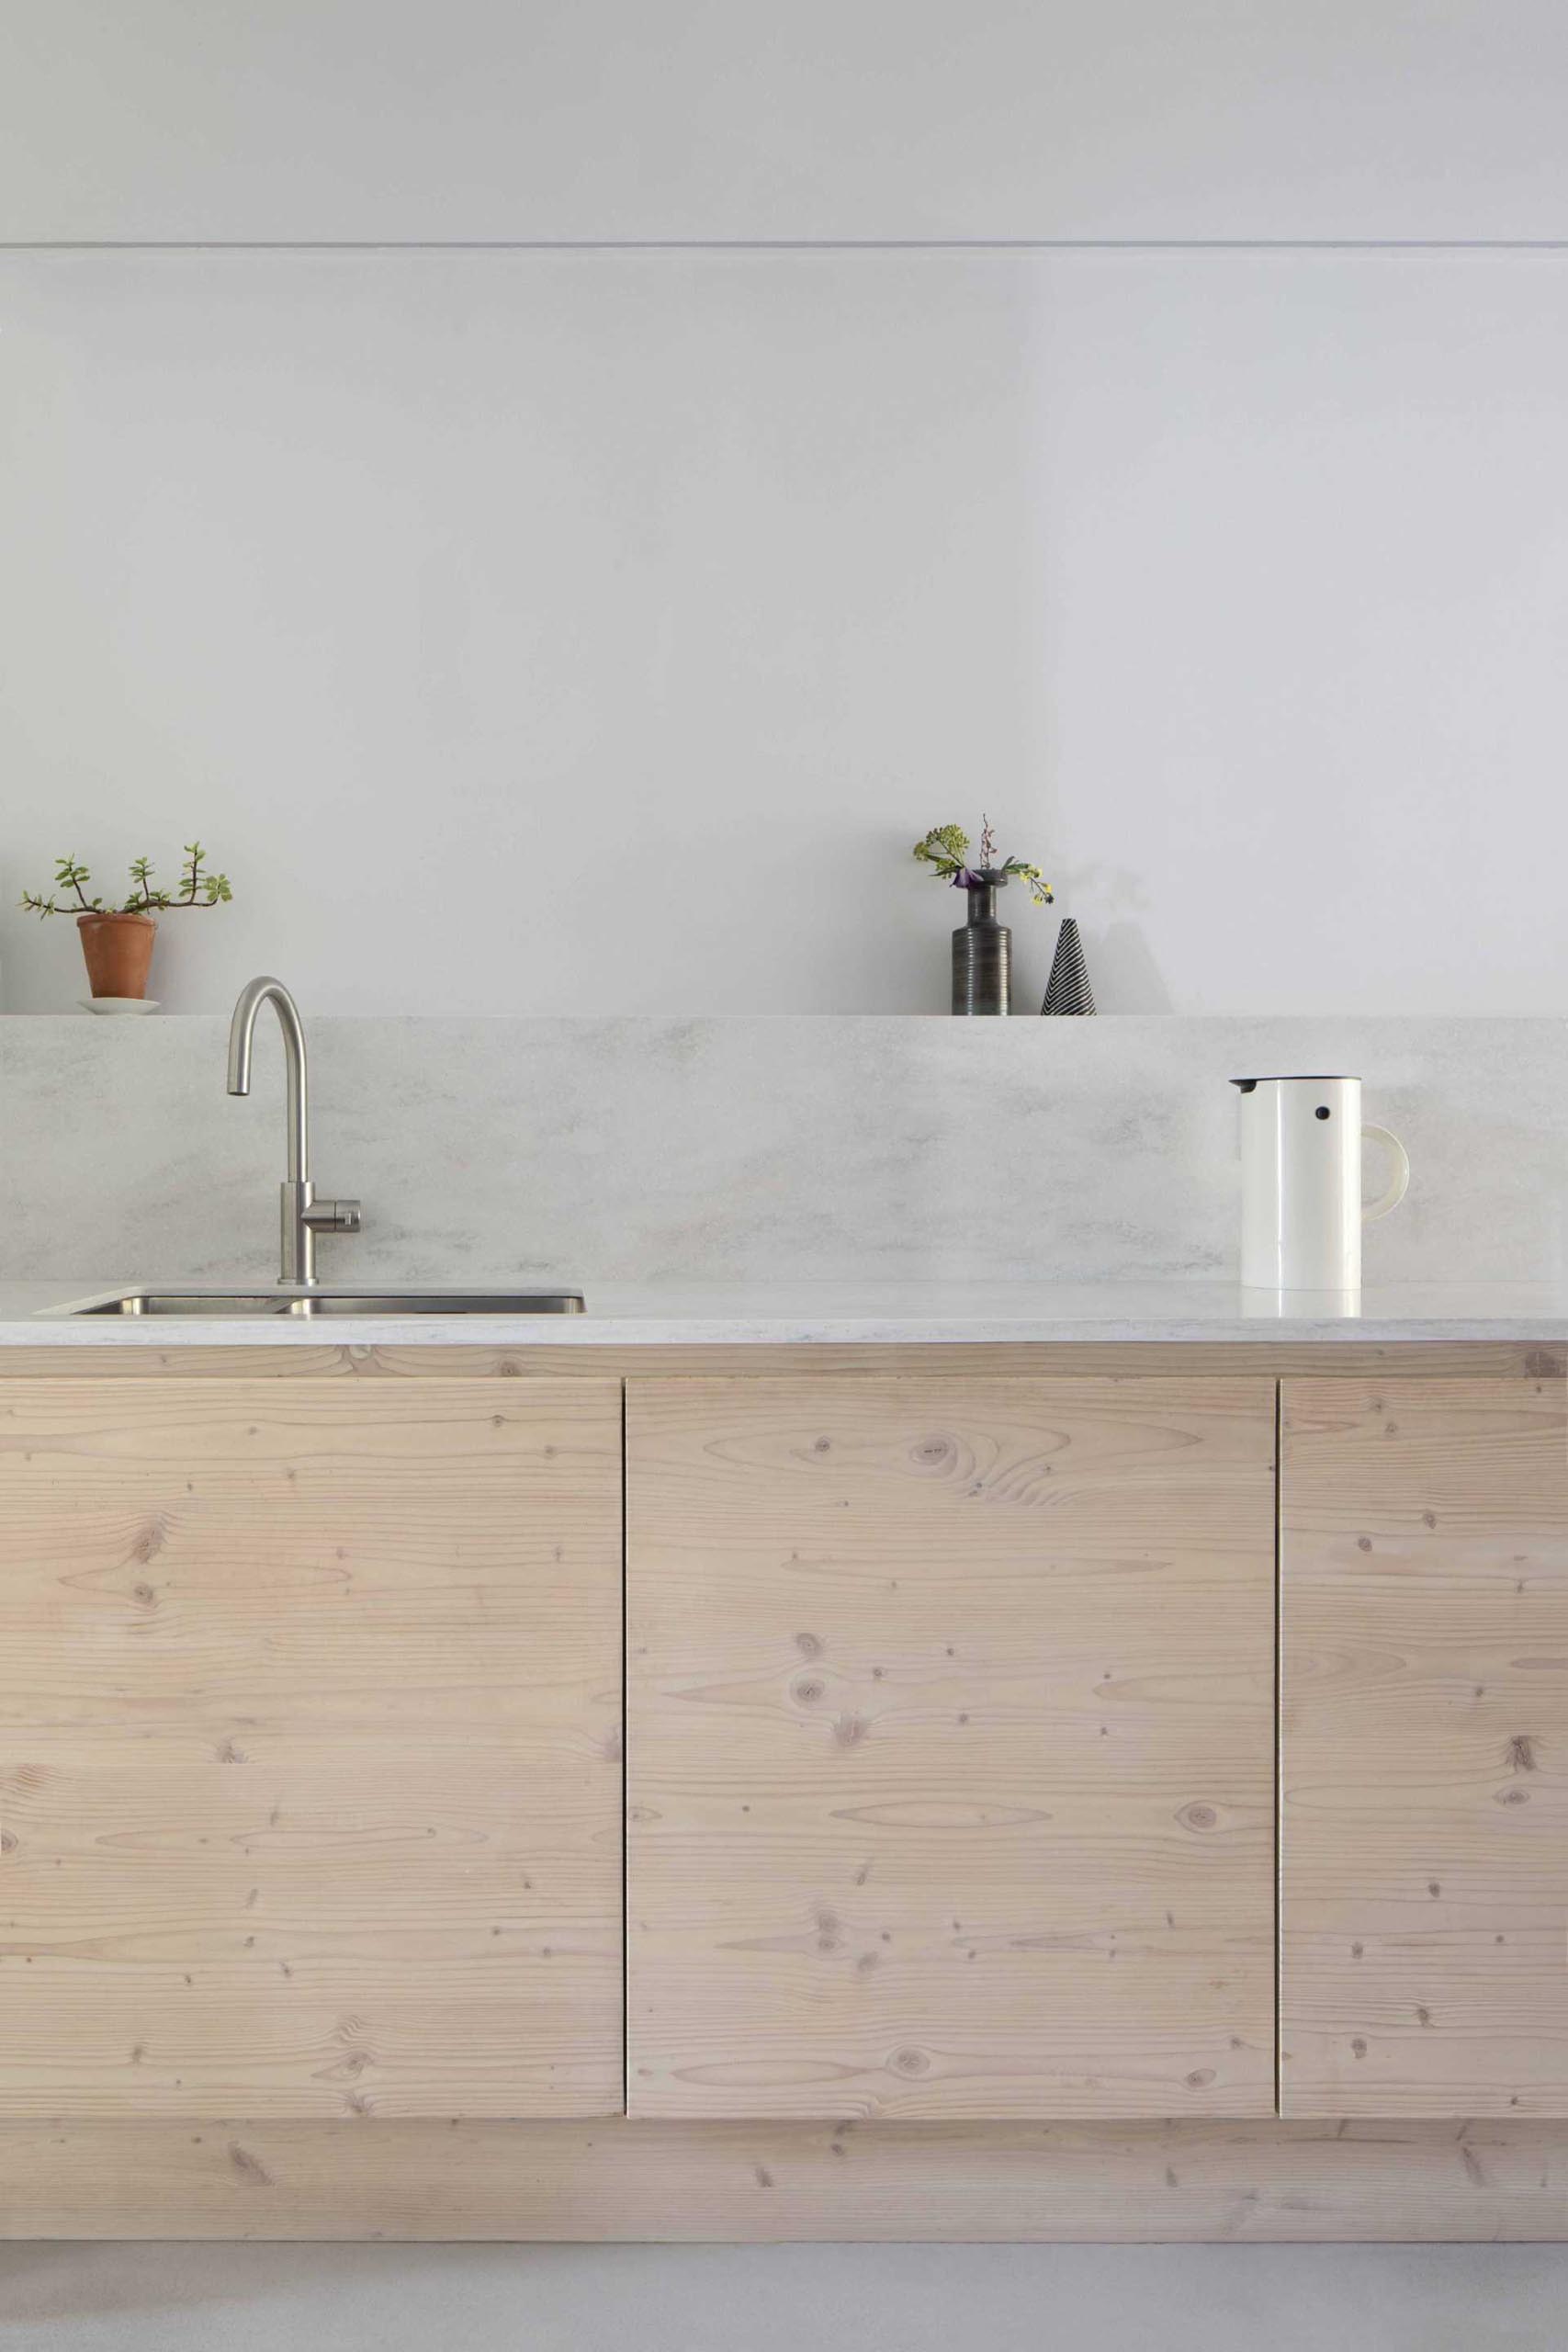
[55,1290,586,1318]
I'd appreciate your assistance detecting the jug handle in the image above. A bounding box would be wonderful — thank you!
[1362,1125,1411,1224]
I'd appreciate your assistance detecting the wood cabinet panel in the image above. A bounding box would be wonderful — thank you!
[626,1375,1277,2120]
[0,1379,623,2118]
[1280,1375,1568,2117]
[4,2116,1568,2242]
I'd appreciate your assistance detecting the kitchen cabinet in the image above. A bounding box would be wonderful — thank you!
[0,1378,623,2119]
[4,1341,1568,2236]
[626,1375,1278,2119]
[1280,1375,1568,2117]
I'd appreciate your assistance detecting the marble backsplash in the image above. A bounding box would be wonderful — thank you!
[1,1014,1562,1288]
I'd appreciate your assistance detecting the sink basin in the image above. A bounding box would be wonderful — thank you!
[56,1289,586,1318]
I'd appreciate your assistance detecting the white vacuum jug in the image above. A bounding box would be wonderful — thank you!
[1233,1074,1410,1291]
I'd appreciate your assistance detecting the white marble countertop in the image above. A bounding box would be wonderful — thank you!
[2,1280,1567,1347]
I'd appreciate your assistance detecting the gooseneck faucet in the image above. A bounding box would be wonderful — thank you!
[227,976,362,1285]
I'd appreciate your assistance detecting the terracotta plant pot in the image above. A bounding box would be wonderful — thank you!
[76,910,157,1000]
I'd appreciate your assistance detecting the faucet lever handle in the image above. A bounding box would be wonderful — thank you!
[303,1198,363,1236]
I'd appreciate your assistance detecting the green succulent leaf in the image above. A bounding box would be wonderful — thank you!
[23,842,235,918]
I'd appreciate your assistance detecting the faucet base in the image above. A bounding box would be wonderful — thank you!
[277,1181,363,1286]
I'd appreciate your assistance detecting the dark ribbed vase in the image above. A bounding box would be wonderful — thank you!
[952,877,1011,1015]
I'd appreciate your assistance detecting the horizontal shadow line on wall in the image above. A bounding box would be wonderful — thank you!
[8,239,1568,254]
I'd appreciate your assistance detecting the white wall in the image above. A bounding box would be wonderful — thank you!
[3,0,1568,242]
[3,4,1566,1015]
[4,246,1568,1013]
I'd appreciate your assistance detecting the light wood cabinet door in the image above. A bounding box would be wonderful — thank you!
[0,1378,623,2119]
[626,1375,1277,2120]
[1281,1376,1568,2117]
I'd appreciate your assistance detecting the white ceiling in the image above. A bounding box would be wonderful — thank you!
[3,0,1566,245]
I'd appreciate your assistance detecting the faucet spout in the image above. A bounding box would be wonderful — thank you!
[227,976,361,1286]
[227,976,309,1184]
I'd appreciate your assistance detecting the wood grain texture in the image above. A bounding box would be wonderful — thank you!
[2,2116,1565,2240]
[1281,1375,1568,2118]
[0,1379,623,2119]
[626,1376,1277,2120]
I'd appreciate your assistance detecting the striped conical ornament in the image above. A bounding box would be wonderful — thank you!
[1041,916,1095,1015]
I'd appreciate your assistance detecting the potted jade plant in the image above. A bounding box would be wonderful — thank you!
[20,843,233,1003]
[912,818,1051,1015]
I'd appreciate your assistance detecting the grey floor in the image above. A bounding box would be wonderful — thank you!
[1,2245,1566,2351]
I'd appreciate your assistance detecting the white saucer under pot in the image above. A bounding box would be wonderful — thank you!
[79,998,161,1015]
